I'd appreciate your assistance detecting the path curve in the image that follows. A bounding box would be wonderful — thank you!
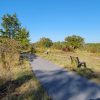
[31,55,100,100]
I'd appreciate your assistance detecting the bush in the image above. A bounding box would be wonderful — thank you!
[62,47,74,52]
[85,43,100,53]
[65,35,84,49]
[51,41,62,49]
[36,37,53,48]
[0,37,20,80]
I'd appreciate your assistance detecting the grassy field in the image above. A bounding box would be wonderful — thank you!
[37,49,100,84]
[0,60,50,100]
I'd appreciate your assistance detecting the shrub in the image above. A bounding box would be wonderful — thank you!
[36,37,53,48]
[85,43,100,53]
[62,46,74,52]
[0,37,20,80]
[51,41,62,49]
[65,35,84,49]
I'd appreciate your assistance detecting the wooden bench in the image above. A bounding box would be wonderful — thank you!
[70,56,86,69]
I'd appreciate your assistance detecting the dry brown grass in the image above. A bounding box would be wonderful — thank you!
[0,60,50,100]
[0,38,50,100]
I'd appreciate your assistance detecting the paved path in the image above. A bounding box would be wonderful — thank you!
[30,55,100,100]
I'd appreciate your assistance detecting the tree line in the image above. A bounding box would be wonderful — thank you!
[35,35,85,51]
[0,13,99,53]
[35,37,100,53]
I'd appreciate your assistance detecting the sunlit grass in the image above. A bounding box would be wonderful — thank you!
[0,60,50,100]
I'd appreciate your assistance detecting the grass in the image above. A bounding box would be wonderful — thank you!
[0,60,51,100]
[37,48,100,84]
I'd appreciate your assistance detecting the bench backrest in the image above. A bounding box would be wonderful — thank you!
[70,56,80,65]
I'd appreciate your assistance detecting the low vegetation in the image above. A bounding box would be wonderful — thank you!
[0,60,50,100]
[0,38,50,100]
[85,43,100,53]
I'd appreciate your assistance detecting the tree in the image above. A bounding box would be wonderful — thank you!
[15,28,30,49]
[65,35,84,49]
[0,13,30,50]
[37,37,53,48]
[0,14,21,38]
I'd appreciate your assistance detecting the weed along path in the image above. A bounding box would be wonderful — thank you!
[31,56,100,100]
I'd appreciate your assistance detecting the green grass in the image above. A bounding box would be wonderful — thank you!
[0,60,51,100]
[37,48,100,84]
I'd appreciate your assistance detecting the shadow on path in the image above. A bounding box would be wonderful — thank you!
[34,70,100,100]
[31,56,100,100]
[19,53,37,62]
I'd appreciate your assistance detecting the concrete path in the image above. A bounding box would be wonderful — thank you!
[30,55,100,100]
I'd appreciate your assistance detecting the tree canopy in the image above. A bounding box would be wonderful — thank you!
[0,14,21,39]
[15,28,30,48]
[37,37,53,48]
[65,35,84,49]
[0,13,30,49]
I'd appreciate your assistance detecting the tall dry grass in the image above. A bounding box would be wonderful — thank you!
[0,38,50,100]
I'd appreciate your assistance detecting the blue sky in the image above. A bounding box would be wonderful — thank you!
[0,0,100,43]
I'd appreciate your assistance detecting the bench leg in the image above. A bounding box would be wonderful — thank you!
[83,63,86,68]
[77,64,81,68]
[77,63,86,69]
